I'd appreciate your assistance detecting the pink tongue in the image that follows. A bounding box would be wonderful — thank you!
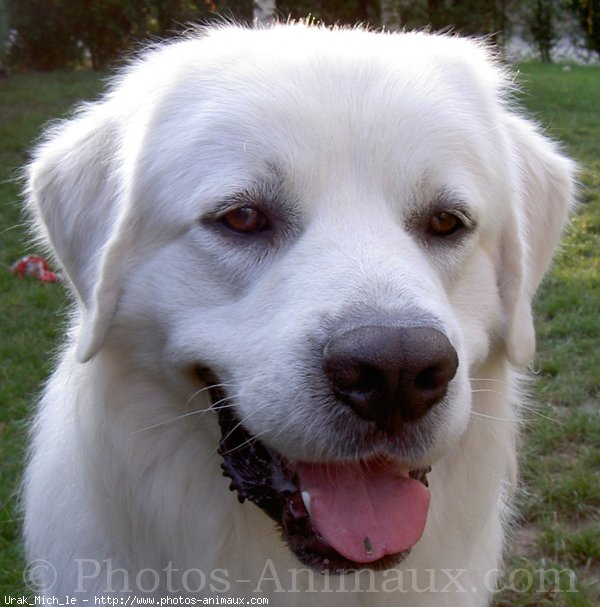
[296,461,430,564]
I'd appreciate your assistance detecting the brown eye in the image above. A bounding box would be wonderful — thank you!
[428,211,464,237]
[220,207,270,234]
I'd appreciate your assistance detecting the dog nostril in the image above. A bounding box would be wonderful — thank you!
[415,365,446,393]
[323,362,382,417]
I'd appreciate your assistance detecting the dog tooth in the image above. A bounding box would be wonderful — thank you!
[301,490,312,516]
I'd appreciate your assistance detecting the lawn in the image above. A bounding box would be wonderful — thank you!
[0,70,107,593]
[0,63,598,602]
[493,63,600,606]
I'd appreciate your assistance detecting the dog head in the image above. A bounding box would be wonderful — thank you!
[27,25,574,572]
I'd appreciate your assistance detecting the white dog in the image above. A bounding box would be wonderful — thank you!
[23,24,574,606]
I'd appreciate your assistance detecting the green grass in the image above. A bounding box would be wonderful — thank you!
[0,71,106,594]
[494,63,600,606]
[0,64,599,602]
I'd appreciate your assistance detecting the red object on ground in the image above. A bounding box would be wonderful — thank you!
[11,255,60,283]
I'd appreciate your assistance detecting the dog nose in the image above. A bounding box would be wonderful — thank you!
[322,325,458,432]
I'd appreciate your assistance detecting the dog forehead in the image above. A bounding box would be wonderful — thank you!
[154,26,503,142]
[128,26,510,224]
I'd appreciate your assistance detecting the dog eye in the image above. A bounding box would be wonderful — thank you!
[427,212,465,237]
[219,207,270,234]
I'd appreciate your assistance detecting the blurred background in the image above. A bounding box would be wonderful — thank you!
[0,0,599,73]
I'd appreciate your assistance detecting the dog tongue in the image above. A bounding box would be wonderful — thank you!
[296,461,430,563]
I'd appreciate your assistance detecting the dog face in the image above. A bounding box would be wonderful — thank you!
[28,25,573,574]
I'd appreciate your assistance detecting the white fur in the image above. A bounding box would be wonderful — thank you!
[23,24,574,606]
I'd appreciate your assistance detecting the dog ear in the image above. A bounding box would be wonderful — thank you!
[500,115,575,367]
[27,106,139,363]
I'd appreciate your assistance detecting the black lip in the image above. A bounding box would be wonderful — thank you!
[206,376,429,574]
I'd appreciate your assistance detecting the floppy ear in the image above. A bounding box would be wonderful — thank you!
[27,106,139,363]
[500,115,575,367]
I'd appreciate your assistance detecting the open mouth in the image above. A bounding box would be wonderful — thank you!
[207,379,431,574]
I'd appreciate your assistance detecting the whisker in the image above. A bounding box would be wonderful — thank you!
[131,408,218,434]
[218,428,272,457]
[470,411,517,423]
[220,402,270,445]
[469,377,506,384]
[206,389,264,417]
[132,416,188,434]
[208,394,236,411]
[519,407,564,425]
[207,400,274,459]
[273,399,305,441]
[132,390,256,434]
[186,382,237,408]
[209,401,241,412]
[470,409,563,426]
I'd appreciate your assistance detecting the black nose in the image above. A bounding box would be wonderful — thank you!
[322,325,458,432]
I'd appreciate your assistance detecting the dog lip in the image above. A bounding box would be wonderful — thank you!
[208,374,430,573]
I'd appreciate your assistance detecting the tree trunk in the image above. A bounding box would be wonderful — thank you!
[254,0,277,25]
[380,0,402,31]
